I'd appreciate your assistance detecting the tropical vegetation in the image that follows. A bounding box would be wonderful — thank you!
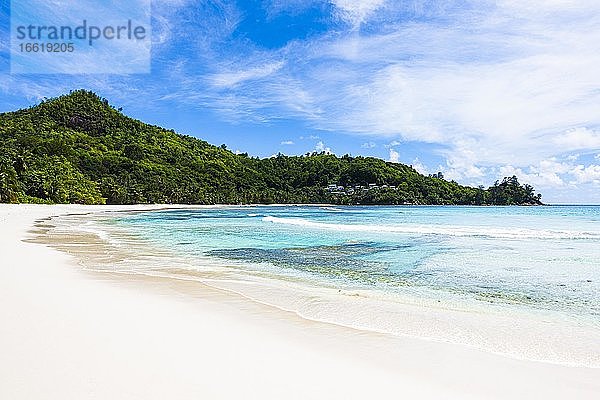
[0,90,543,206]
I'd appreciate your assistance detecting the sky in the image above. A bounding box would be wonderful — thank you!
[1,0,600,203]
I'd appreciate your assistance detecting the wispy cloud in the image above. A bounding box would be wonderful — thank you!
[208,61,285,88]
[281,140,294,145]
[331,0,387,28]
[8,0,152,74]
[186,0,600,195]
[554,128,600,151]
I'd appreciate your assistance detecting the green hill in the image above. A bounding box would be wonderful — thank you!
[0,90,542,205]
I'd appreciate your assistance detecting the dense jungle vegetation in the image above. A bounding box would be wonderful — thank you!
[0,90,543,205]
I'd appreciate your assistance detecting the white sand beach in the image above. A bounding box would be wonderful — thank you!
[1,204,599,399]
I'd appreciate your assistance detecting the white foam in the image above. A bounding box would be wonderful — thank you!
[319,206,344,212]
[262,216,600,240]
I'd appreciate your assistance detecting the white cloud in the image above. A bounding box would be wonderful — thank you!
[153,0,241,51]
[499,161,566,188]
[315,141,333,154]
[361,141,376,148]
[439,138,486,182]
[208,61,284,88]
[152,0,207,47]
[191,0,600,183]
[331,0,387,28]
[496,158,600,188]
[570,164,600,185]
[444,162,485,183]
[411,158,429,175]
[384,140,401,148]
[554,128,600,151]
[8,0,152,74]
[281,140,294,145]
[388,148,399,163]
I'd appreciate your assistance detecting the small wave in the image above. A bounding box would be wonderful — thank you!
[262,216,600,240]
[247,213,259,217]
[319,206,343,212]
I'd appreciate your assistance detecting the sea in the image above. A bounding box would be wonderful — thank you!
[46,205,600,367]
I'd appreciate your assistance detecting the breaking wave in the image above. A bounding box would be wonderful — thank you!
[262,216,600,240]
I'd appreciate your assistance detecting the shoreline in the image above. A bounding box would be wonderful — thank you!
[1,204,599,399]
[50,205,600,367]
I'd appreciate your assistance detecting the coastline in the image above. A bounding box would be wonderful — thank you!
[1,204,599,399]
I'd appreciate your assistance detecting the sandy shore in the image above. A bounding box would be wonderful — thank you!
[1,204,598,399]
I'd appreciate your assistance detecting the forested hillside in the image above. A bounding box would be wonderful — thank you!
[0,90,542,205]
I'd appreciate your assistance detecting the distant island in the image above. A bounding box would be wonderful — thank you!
[0,90,542,206]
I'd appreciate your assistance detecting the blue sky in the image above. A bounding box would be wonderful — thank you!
[1,0,600,203]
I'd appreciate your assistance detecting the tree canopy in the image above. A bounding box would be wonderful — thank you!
[0,90,543,206]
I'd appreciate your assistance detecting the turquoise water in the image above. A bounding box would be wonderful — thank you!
[116,205,600,322]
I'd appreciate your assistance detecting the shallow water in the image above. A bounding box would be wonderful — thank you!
[118,206,600,320]
[43,205,600,366]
